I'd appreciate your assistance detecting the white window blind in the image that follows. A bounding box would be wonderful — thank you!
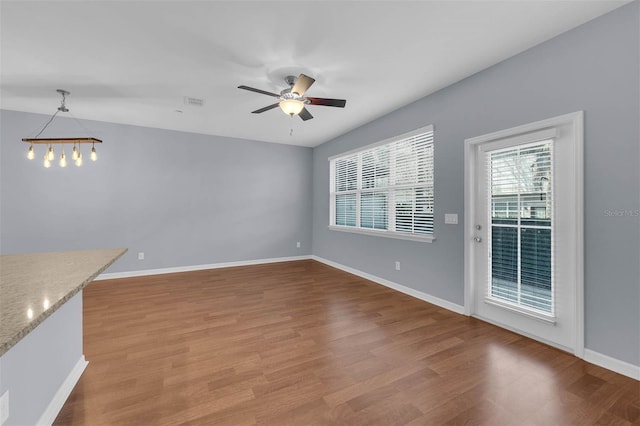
[488,140,554,314]
[329,125,434,241]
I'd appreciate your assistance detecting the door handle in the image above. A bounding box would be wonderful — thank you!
[473,236,482,243]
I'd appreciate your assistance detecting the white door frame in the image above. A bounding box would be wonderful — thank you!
[464,111,584,357]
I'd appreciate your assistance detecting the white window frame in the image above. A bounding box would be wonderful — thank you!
[328,125,435,243]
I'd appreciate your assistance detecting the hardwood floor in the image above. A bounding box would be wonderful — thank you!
[54,260,639,425]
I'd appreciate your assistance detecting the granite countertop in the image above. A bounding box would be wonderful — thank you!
[0,248,127,356]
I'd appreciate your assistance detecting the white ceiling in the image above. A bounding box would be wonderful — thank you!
[0,0,630,148]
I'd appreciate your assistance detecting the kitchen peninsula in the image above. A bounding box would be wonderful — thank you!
[0,248,126,426]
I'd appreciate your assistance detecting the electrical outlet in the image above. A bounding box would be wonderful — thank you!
[0,390,9,425]
[395,261,400,271]
[138,252,144,260]
[296,241,301,248]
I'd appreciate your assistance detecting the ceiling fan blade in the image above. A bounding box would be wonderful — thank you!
[291,74,315,96]
[238,85,280,98]
[252,103,280,114]
[298,107,314,121]
[307,97,346,108]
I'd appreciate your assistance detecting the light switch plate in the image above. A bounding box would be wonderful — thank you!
[445,213,458,225]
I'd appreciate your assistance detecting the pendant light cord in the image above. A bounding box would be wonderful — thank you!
[32,108,94,138]
[32,109,60,138]
[29,90,89,139]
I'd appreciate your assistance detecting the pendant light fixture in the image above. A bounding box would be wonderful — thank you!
[22,89,102,168]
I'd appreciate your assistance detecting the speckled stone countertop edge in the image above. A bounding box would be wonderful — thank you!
[0,248,127,357]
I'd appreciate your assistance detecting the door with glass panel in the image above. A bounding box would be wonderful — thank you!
[466,113,583,354]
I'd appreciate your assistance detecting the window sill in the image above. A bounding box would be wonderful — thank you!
[484,297,556,324]
[328,225,435,243]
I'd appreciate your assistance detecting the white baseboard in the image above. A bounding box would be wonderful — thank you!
[37,356,88,426]
[311,255,465,315]
[95,255,312,280]
[583,349,640,381]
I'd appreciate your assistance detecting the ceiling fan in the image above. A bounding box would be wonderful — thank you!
[238,73,346,121]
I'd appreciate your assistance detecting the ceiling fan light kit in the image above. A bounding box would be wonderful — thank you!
[279,99,305,116]
[238,73,346,121]
[22,89,101,168]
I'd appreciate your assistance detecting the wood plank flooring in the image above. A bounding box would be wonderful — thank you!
[54,260,639,425]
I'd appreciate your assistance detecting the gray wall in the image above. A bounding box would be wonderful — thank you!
[0,293,83,425]
[0,110,313,272]
[312,2,639,366]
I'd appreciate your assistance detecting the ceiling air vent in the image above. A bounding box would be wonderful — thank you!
[184,97,205,107]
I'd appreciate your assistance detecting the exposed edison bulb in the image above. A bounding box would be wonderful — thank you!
[47,145,55,161]
[90,146,97,161]
[72,145,78,160]
[43,154,51,168]
[27,144,35,160]
[75,152,83,167]
[59,152,67,168]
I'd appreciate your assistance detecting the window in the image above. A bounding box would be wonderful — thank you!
[329,125,434,242]
[489,141,553,313]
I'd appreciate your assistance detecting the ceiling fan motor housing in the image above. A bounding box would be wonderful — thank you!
[280,90,307,104]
